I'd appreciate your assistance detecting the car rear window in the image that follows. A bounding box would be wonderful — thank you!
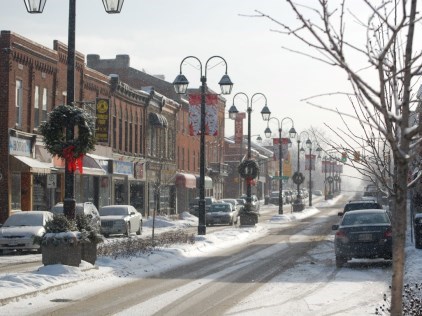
[210,204,230,212]
[342,212,390,226]
[344,202,382,212]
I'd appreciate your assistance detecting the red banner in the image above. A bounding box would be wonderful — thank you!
[189,94,219,136]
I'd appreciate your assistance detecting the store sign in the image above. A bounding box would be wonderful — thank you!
[47,174,57,188]
[9,136,31,156]
[113,160,134,176]
[95,98,110,143]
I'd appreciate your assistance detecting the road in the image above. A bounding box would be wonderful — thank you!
[28,195,356,315]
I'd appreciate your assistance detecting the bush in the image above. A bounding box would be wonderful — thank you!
[97,229,195,259]
[376,283,422,315]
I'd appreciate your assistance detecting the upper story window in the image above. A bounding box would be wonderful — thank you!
[34,86,40,128]
[15,80,23,127]
[42,88,48,122]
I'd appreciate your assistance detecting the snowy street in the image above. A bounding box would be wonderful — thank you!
[0,195,419,315]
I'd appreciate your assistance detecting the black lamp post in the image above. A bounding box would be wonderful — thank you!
[228,92,267,211]
[173,56,233,235]
[261,111,296,214]
[305,140,322,207]
[293,131,310,212]
[24,0,124,219]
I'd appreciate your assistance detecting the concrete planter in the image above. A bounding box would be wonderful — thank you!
[81,242,97,265]
[42,243,82,267]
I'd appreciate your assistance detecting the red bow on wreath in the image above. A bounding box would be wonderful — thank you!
[246,177,256,186]
[63,145,84,173]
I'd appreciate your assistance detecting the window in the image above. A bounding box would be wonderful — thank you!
[124,110,128,152]
[119,108,122,151]
[34,86,40,128]
[129,111,133,153]
[113,106,117,149]
[15,80,23,127]
[42,88,47,122]
[135,114,138,154]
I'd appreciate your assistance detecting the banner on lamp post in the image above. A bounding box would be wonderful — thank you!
[305,154,316,171]
[188,94,219,136]
[272,137,289,160]
[234,112,246,144]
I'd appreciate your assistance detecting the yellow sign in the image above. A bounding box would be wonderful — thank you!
[95,98,110,143]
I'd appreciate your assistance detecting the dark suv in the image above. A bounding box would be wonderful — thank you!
[338,200,383,216]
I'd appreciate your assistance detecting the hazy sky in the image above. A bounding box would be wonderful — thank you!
[2,0,371,186]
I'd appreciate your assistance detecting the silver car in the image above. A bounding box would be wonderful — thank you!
[51,202,101,231]
[206,202,239,226]
[0,211,53,254]
[99,205,143,237]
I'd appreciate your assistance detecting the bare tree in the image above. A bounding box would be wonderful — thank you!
[253,1,421,314]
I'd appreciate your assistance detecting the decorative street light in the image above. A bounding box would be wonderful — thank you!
[228,92,267,224]
[261,111,296,214]
[23,0,124,219]
[173,56,233,235]
[292,131,310,212]
[306,140,322,207]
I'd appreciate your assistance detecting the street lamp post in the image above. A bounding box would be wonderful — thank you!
[23,0,124,219]
[228,92,267,223]
[306,141,322,207]
[261,110,296,214]
[173,56,233,235]
[292,131,310,212]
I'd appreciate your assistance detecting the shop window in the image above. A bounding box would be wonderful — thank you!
[11,172,21,210]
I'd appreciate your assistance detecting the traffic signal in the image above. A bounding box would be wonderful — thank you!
[341,152,347,162]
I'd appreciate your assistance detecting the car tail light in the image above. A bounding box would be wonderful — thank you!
[335,229,348,243]
[384,228,392,238]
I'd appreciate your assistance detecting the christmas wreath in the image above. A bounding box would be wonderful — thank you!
[39,104,96,173]
[238,159,259,180]
[292,172,305,185]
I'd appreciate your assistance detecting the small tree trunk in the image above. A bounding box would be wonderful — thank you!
[390,157,408,316]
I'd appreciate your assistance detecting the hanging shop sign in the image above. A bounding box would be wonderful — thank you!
[95,98,110,144]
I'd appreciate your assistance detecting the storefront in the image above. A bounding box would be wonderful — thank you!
[8,135,53,212]
[175,173,197,213]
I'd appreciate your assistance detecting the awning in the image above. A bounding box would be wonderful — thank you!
[149,112,168,128]
[10,155,52,174]
[195,175,213,189]
[175,173,196,188]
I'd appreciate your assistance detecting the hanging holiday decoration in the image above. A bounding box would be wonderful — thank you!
[238,159,259,179]
[39,104,96,173]
[292,171,305,185]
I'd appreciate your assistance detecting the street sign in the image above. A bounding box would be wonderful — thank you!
[47,174,57,189]
[272,176,289,180]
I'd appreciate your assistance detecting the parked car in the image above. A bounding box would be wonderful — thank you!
[189,197,217,217]
[99,205,143,237]
[0,211,53,254]
[220,199,242,214]
[51,202,101,230]
[206,202,239,226]
[282,190,292,204]
[240,194,261,212]
[313,190,323,196]
[269,191,284,205]
[236,198,247,212]
[338,200,383,216]
[332,209,392,267]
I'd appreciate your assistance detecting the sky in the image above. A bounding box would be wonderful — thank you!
[1,1,363,139]
[1,0,371,187]
[0,197,420,315]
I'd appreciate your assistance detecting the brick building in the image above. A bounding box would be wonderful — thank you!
[86,54,229,213]
[0,31,234,222]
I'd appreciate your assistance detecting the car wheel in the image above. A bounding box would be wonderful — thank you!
[136,222,142,235]
[335,256,347,268]
[126,223,131,236]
